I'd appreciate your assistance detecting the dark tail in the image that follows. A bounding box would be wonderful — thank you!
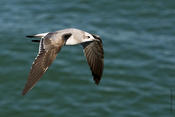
[26,35,40,43]
[26,35,35,38]
[32,40,40,43]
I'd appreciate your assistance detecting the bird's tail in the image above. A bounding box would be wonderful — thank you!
[26,32,49,38]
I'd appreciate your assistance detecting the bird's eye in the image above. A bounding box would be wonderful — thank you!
[87,36,90,38]
[63,33,72,40]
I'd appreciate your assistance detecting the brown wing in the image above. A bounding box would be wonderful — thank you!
[82,38,104,85]
[22,38,62,95]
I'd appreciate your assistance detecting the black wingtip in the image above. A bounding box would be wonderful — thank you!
[92,73,101,85]
[94,78,100,85]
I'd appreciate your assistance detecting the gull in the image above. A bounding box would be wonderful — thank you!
[22,28,104,95]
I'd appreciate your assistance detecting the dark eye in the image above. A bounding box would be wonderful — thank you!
[87,36,90,38]
[63,33,72,40]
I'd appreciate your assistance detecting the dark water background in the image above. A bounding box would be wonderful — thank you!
[0,0,175,117]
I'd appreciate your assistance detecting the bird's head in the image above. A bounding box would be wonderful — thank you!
[82,32,96,43]
[82,32,101,43]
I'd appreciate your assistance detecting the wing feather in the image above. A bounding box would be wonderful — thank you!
[82,38,104,84]
[22,38,62,95]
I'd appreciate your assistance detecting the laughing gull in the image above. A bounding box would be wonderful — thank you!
[22,28,104,95]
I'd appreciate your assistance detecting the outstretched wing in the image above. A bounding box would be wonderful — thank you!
[82,36,104,85]
[22,38,62,95]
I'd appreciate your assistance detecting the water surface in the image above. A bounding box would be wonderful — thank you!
[0,0,175,117]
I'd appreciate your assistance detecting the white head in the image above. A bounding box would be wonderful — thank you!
[82,32,96,43]
[63,31,96,45]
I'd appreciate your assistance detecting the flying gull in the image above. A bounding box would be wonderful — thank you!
[22,28,104,95]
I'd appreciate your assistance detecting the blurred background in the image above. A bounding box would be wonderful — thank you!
[0,0,175,117]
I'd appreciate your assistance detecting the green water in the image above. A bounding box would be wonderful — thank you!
[0,0,175,117]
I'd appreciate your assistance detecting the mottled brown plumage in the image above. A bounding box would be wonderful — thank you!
[22,28,104,95]
[22,35,63,95]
